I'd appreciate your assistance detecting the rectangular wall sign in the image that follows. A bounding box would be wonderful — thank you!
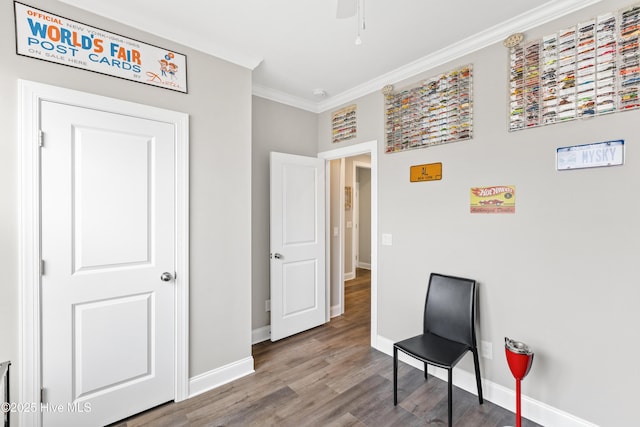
[556,140,624,171]
[410,163,442,182]
[470,185,516,214]
[14,2,188,93]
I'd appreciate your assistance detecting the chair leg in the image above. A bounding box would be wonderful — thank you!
[424,362,428,380]
[393,346,398,405]
[447,368,453,427]
[472,349,484,404]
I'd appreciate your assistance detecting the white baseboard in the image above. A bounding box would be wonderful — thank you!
[375,335,597,427]
[357,262,371,270]
[344,272,356,281]
[330,304,343,318]
[252,325,271,344]
[252,305,344,344]
[189,356,254,398]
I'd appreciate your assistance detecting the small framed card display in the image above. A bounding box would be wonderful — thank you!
[332,105,357,143]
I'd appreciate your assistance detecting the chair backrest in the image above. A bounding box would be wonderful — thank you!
[423,273,477,348]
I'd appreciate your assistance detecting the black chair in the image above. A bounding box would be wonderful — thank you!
[393,273,483,427]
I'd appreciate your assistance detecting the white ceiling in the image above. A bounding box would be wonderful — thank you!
[56,0,601,112]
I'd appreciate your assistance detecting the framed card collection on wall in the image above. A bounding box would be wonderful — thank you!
[384,64,473,153]
[332,104,357,143]
[509,4,640,131]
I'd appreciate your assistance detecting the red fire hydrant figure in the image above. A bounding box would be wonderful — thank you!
[505,337,534,427]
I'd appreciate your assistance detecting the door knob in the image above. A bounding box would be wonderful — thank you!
[160,272,173,282]
[274,253,283,259]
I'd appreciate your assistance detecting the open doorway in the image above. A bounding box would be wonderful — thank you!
[327,155,370,317]
[318,141,378,346]
[343,156,370,281]
[353,162,372,273]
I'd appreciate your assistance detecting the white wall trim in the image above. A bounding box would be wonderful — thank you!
[252,326,271,344]
[375,335,598,427]
[330,304,342,318]
[318,141,378,348]
[18,79,41,427]
[344,272,356,281]
[253,84,318,113]
[338,158,346,316]
[357,262,371,270]
[18,80,190,427]
[189,357,255,399]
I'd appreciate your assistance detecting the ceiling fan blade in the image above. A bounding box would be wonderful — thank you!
[336,0,357,19]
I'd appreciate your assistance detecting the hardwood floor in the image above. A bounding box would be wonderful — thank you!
[113,269,540,426]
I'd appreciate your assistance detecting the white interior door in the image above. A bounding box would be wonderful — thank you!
[270,152,326,341]
[40,101,176,426]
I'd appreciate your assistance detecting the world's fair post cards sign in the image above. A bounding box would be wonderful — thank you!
[14,2,187,93]
[470,185,516,214]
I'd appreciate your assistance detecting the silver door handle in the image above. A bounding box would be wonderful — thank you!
[160,272,173,282]
[274,253,283,260]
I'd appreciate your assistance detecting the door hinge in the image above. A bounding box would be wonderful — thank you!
[40,260,45,275]
[38,130,44,147]
[41,387,46,404]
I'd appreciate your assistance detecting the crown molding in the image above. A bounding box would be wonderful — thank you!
[252,84,320,113]
[253,0,603,113]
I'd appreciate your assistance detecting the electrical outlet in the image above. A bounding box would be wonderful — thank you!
[265,299,271,312]
[480,340,493,360]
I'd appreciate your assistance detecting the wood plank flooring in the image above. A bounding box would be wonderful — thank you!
[113,269,541,426]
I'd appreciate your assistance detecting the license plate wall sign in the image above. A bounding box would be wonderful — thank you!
[410,163,442,182]
[556,140,624,170]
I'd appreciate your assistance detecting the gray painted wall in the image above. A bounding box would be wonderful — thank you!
[357,167,371,266]
[344,155,371,276]
[1,0,252,401]
[251,96,318,330]
[318,1,639,424]
[344,162,354,276]
[327,155,371,314]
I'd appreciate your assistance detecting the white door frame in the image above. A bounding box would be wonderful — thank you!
[352,161,371,271]
[318,141,378,347]
[18,80,190,427]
